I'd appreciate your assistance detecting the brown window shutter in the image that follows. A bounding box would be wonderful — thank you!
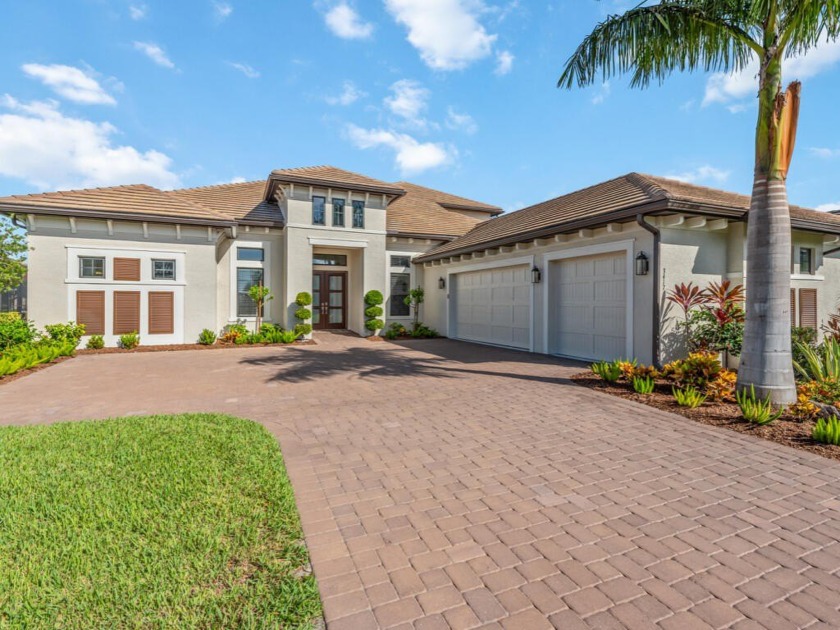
[799,288,817,331]
[113,257,141,281]
[113,291,141,334]
[148,292,174,335]
[76,291,105,335]
[791,289,797,327]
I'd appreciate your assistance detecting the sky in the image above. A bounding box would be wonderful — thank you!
[1,0,839,213]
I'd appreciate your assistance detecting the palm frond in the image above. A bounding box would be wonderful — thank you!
[558,0,762,89]
[779,0,840,57]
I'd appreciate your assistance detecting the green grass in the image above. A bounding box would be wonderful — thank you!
[0,414,322,628]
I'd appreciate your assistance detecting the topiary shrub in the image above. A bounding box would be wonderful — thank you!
[294,292,313,338]
[364,290,384,306]
[294,323,312,336]
[363,290,385,336]
[365,306,383,318]
[296,292,313,306]
[365,318,385,332]
[295,308,312,321]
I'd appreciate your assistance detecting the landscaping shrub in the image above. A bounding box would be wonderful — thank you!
[0,314,37,351]
[794,338,840,383]
[404,286,424,333]
[813,417,840,445]
[278,330,300,344]
[789,380,840,420]
[792,326,817,371]
[632,376,655,394]
[220,324,248,344]
[86,335,105,350]
[364,305,383,318]
[44,322,86,344]
[663,352,722,389]
[667,280,745,357]
[705,369,737,402]
[736,385,782,425]
[672,386,706,408]
[364,290,384,335]
[410,323,437,338]
[119,332,140,350]
[0,340,77,377]
[384,322,407,340]
[198,329,217,345]
[591,360,622,383]
[0,311,20,324]
[294,292,313,336]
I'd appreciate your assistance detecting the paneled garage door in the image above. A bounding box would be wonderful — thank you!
[549,252,628,361]
[452,265,531,350]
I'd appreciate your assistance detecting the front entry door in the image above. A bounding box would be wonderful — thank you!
[312,271,346,330]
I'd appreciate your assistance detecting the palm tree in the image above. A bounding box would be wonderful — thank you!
[559,1,839,404]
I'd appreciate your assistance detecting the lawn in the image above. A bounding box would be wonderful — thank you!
[0,413,322,628]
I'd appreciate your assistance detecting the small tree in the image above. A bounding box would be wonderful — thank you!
[248,283,273,332]
[404,286,424,332]
[0,216,27,293]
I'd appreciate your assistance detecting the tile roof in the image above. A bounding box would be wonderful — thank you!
[416,173,840,261]
[0,184,233,225]
[166,180,280,225]
[270,165,406,196]
[387,182,502,238]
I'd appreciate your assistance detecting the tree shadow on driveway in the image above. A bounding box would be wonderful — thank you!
[239,338,587,386]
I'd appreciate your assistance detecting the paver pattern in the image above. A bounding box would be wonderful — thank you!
[3,333,840,629]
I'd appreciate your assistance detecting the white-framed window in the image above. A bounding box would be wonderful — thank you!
[79,256,106,279]
[390,272,411,317]
[799,247,815,275]
[236,268,264,318]
[237,247,264,262]
[352,200,365,229]
[230,242,270,321]
[332,198,345,227]
[390,255,410,268]
[313,196,327,226]
[152,259,176,280]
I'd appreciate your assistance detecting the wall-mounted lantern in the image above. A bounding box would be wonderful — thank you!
[635,251,650,276]
[438,277,446,290]
[531,265,542,284]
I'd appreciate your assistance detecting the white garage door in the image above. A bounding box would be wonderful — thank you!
[452,265,531,350]
[549,252,628,361]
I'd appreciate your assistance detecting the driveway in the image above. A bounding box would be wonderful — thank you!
[3,333,840,629]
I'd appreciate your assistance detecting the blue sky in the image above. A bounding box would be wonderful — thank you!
[1,0,839,212]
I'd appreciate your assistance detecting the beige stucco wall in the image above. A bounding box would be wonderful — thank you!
[384,237,446,328]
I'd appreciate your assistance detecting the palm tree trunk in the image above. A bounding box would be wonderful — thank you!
[737,176,796,404]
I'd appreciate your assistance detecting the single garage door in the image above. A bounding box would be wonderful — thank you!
[549,251,627,361]
[452,265,531,349]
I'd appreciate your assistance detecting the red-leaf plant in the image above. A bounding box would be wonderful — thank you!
[666,282,710,321]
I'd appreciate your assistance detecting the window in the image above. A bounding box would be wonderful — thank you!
[391,255,411,268]
[799,247,815,275]
[352,200,365,229]
[79,257,105,279]
[332,198,345,227]
[237,268,264,318]
[152,259,176,280]
[313,196,326,225]
[313,254,347,266]
[237,247,264,262]
[390,273,410,317]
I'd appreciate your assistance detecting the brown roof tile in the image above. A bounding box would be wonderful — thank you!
[166,180,281,225]
[387,182,502,238]
[0,184,233,225]
[416,173,840,262]
[270,165,406,196]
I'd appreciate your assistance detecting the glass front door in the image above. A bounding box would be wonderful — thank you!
[312,271,346,330]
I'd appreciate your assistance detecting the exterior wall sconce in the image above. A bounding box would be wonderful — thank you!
[531,265,542,284]
[635,251,650,276]
[438,277,446,289]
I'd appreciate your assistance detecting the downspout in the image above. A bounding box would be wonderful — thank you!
[636,214,661,367]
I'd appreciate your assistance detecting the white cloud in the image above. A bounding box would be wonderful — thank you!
[22,64,116,106]
[384,79,430,127]
[0,96,180,190]
[384,0,497,70]
[326,80,366,105]
[226,176,247,184]
[212,1,233,20]
[495,50,514,75]
[133,42,177,70]
[446,107,478,134]
[665,165,731,185]
[817,202,840,212]
[226,61,259,78]
[591,81,611,105]
[344,124,452,175]
[704,38,840,109]
[322,2,374,39]
[129,4,147,20]
[811,147,840,159]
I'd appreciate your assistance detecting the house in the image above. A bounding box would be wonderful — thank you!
[1,167,838,364]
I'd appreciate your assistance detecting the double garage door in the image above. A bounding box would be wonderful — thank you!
[450,251,628,361]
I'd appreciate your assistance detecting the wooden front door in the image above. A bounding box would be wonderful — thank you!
[312,271,346,330]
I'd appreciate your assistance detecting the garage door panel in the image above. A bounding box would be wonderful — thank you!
[452,265,531,350]
[550,251,628,361]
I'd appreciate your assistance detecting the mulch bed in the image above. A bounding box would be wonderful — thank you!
[571,373,840,462]
[0,355,76,387]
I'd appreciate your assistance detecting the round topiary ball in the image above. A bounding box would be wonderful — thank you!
[364,290,384,306]
[294,323,313,336]
[365,306,384,318]
[295,292,313,306]
[365,318,384,332]
[295,308,312,321]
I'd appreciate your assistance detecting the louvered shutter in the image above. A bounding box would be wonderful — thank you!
[113,257,141,281]
[113,291,141,334]
[791,289,797,327]
[76,291,105,335]
[799,288,817,331]
[148,292,174,335]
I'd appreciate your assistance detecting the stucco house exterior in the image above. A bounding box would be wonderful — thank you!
[2,166,839,366]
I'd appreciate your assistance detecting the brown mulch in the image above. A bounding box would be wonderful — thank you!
[571,373,840,462]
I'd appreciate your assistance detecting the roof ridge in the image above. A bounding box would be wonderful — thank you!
[0,183,156,201]
[623,173,672,202]
[394,181,502,211]
[168,180,264,193]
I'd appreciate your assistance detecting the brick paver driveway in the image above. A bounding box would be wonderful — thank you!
[3,333,840,629]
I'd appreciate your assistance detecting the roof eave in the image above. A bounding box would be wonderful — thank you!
[439,202,503,215]
[387,230,458,241]
[268,173,406,198]
[0,204,235,228]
